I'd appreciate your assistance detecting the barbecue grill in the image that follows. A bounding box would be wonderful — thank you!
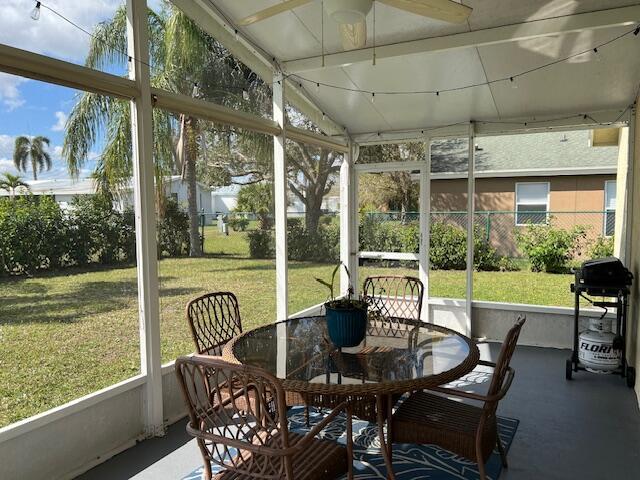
[567,257,635,387]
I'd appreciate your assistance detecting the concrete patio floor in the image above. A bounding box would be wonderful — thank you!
[77,344,640,480]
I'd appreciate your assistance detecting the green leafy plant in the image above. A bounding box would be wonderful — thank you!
[228,216,249,232]
[589,236,614,259]
[247,229,274,259]
[315,261,367,310]
[515,222,587,273]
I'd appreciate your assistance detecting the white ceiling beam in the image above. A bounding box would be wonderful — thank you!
[170,0,346,137]
[283,5,640,73]
[351,109,631,144]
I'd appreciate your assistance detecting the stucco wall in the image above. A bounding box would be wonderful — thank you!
[430,175,615,212]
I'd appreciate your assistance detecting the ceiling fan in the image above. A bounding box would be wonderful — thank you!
[238,0,472,51]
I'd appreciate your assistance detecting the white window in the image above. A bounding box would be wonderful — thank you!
[515,182,550,226]
[604,180,616,237]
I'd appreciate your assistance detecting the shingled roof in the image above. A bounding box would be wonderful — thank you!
[430,130,619,173]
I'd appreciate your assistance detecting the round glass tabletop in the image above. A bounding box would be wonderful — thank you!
[225,316,479,396]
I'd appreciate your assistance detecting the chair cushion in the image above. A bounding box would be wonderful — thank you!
[392,391,497,462]
[212,431,349,480]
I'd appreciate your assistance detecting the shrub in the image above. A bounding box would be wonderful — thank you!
[228,216,249,232]
[157,198,190,257]
[0,193,189,276]
[515,223,587,273]
[498,256,520,272]
[0,196,68,274]
[589,236,614,259]
[287,218,340,262]
[247,229,274,258]
[429,221,466,269]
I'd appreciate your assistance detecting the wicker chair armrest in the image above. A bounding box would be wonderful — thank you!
[426,366,515,403]
[186,423,287,457]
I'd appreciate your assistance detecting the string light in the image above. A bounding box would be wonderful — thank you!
[234,29,239,41]
[26,1,640,107]
[292,24,639,98]
[30,1,41,21]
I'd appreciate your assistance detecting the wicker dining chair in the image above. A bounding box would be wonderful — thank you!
[391,316,526,480]
[186,292,243,356]
[186,292,306,410]
[176,355,354,480]
[362,275,424,325]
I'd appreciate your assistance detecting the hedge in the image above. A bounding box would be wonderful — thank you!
[0,195,190,276]
[246,215,510,271]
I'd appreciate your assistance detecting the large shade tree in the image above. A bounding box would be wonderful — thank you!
[63,5,270,257]
[13,136,52,181]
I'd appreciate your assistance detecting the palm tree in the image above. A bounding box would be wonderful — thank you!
[0,173,31,199]
[13,136,52,180]
[62,5,270,257]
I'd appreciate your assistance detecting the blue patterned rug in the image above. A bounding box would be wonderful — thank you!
[183,405,518,480]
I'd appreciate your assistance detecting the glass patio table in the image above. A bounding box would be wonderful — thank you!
[223,315,480,480]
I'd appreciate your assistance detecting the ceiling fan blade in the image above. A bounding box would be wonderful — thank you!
[378,0,472,24]
[340,21,367,50]
[238,0,314,26]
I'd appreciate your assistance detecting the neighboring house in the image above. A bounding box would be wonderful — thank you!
[0,175,213,215]
[429,129,619,255]
[211,184,240,214]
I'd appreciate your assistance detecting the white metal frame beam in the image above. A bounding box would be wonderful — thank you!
[340,141,357,295]
[465,123,476,336]
[126,0,164,437]
[283,5,640,73]
[273,74,288,321]
[0,43,136,99]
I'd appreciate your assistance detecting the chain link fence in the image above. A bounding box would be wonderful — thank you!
[364,210,612,258]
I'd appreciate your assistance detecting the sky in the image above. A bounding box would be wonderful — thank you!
[0,0,163,181]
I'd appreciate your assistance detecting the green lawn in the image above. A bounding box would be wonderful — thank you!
[0,226,578,427]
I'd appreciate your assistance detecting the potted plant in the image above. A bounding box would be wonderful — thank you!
[316,262,368,347]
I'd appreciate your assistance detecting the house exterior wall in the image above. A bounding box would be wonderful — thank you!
[212,194,237,214]
[430,174,614,211]
[430,174,615,256]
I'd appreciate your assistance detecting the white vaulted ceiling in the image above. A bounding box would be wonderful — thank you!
[202,0,640,137]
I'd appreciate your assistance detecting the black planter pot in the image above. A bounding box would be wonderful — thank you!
[325,302,368,347]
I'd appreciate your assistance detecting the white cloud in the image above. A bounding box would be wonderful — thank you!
[51,111,67,132]
[0,73,27,111]
[0,1,123,65]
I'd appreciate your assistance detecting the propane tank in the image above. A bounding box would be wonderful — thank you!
[579,317,621,373]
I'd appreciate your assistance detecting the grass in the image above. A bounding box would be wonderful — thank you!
[0,226,579,427]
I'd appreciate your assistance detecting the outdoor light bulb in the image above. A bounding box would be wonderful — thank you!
[593,48,601,62]
[510,77,518,89]
[322,112,326,121]
[316,82,320,93]
[192,82,200,97]
[30,1,41,20]
[234,29,239,41]
[371,92,375,103]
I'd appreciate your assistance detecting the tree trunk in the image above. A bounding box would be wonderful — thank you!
[185,118,202,257]
[304,188,323,234]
